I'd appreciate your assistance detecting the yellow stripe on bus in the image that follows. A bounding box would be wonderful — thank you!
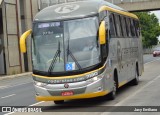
[99,6,138,20]
[36,90,109,101]
[33,64,106,80]
[118,80,128,88]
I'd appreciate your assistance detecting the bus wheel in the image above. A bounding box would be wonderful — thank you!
[131,67,139,85]
[108,80,117,100]
[54,100,64,105]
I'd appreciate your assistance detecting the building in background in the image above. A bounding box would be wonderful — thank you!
[0,0,38,75]
[0,0,87,75]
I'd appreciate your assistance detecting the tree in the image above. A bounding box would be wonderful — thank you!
[134,12,160,48]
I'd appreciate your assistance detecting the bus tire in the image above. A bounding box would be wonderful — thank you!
[131,65,139,85]
[54,100,64,104]
[108,80,117,100]
[108,70,118,100]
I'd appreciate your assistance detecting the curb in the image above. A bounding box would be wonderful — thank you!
[0,72,32,80]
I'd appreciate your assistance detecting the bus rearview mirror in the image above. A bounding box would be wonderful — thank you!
[20,29,32,53]
[99,21,106,45]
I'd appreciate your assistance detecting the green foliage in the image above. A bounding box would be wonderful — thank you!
[134,12,160,48]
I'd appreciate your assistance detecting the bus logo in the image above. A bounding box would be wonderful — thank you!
[64,83,69,88]
[55,4,80,14]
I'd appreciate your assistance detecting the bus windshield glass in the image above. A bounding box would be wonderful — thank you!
[32,17,100,73]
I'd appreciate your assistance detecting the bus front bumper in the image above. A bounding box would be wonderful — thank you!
[34,75,110,101]
[36,91,109,101]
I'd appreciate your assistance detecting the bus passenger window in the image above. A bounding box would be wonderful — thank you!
[115,14,122,37]
[126,18,132,37]
[120,16,127,37]
[119,15,124,37]
[124,17,129,37]
[134,20,140,37]
[109,14,116,37]
[130,19,136,37]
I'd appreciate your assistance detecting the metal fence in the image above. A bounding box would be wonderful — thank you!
[38,0,159,10]
[38,0,86,10]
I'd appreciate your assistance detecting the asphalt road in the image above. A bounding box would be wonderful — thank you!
[0,54,160,115]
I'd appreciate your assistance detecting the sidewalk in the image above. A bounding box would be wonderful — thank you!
[0,72,32,80]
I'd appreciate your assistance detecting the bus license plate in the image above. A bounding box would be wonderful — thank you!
[62,91,74,96]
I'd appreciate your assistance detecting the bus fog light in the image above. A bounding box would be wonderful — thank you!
[34,81,47,87]
[98,86,102,91]
[36,93,40,96]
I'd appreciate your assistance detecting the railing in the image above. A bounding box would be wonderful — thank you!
[105,0,158,4]
[38,0,85,10]
[38,0,159,10]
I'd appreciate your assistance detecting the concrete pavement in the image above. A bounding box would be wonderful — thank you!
[0,72,32,81]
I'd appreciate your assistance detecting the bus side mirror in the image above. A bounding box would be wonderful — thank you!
[20,29,32,53]
[99,21,106,45]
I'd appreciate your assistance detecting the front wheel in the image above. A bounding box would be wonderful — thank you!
[108,81,117,100]
[54,100,64,105]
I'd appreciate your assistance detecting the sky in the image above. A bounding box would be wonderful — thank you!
[151,11,160,41]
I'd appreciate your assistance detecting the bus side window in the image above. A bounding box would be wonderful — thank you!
[109,13,117,38]
[115,14,122,37]
[120,16,127,38]
[126,18,132,37]
[130,19,136,37]
[124,17,129,37]
[134,20,140,37]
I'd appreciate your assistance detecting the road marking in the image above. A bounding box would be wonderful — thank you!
[5,111,14,115]
[101,74,160,115]
[115,75,160,106]
[144,58,160,65]
[0,82,32,90]
[0,86,8,88]
[1,94,16,99]
[29,101,45,106]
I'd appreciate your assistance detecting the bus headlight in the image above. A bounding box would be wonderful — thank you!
[86,75,104,84]
[34,81,47,87]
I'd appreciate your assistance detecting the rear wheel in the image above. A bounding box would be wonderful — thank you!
[54,100,64,105]
[130,66,139,85]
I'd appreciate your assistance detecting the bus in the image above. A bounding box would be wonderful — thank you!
[20,0,144,104]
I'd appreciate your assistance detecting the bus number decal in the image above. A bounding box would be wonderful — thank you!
[86,72,98,79]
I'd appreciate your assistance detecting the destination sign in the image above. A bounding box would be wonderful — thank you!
[38,22,61,28]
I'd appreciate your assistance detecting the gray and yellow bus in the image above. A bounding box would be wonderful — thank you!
[20,0,144,104]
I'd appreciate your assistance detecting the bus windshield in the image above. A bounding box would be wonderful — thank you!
[32,17,100,73]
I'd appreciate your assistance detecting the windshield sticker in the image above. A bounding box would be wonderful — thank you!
[55,4,80,14]
[66,62,75,71]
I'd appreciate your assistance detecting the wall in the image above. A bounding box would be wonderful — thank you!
[0,0,39,75]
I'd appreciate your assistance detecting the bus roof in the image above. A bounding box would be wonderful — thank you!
[34,0,138,21]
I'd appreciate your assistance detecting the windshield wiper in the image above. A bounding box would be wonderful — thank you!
[48,41,61,73]
[66,38,82,70]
